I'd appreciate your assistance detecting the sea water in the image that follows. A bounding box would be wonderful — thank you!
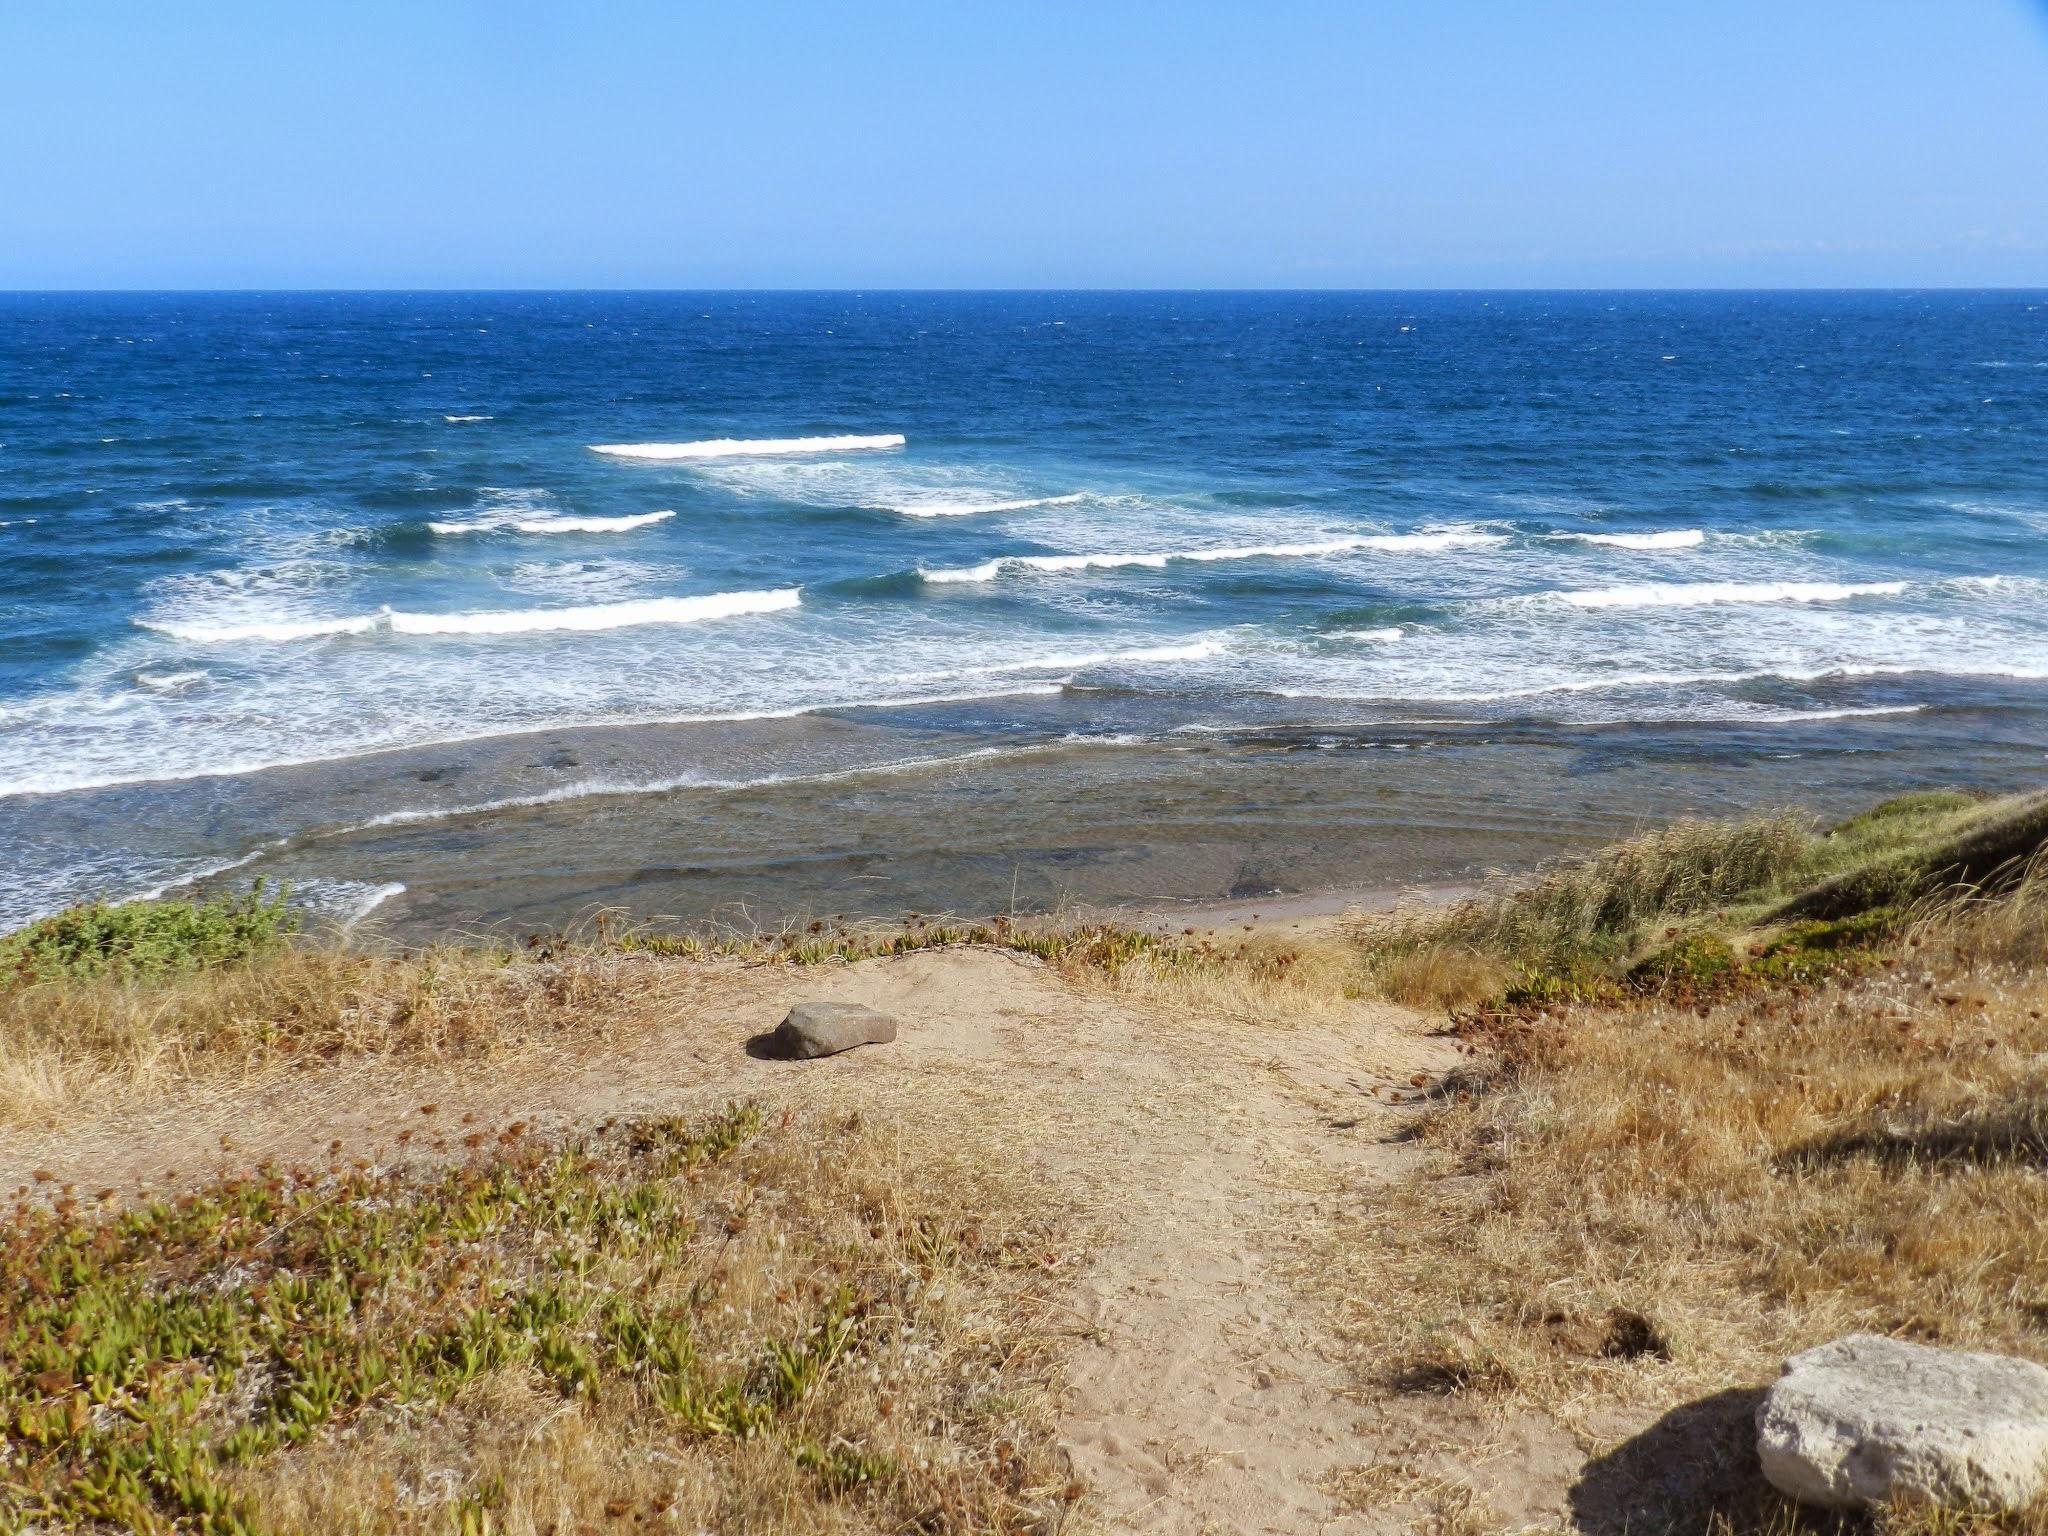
[3,291,2045,929]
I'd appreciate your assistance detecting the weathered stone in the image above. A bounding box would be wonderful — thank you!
[1756,1333,2048,1512]
[761,1001,897,1060]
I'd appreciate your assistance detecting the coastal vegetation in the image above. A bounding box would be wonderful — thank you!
[5,785,2048,1530]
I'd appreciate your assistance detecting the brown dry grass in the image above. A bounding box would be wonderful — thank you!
[0,913,1389,1129]
[1316,883,2048,1531]
[0,944,659,1126]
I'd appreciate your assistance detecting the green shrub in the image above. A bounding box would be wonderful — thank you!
[0,883,296,985]
[1745,908,1901,986]
[1627,932,1739,994]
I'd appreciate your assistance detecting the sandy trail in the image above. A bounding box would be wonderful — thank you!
[5,945,1456,1533]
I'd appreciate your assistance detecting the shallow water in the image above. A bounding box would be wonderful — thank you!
[3,291,2045,930]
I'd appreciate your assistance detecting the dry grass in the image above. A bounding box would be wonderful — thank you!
[0,908,1380,1128]
[1316,879,2048,1532]
[6,1101,1080,1534]
[0,944,660,1126]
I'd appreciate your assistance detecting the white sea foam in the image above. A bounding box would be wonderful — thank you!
[1327,627,1404,643]
[921,531,1503,584]
[427,509,676,535]
[443,414,492,423]
[1554,529,1706,550]
[333,742,1061,834]
[590,433,906,460]
[135,669,210,690]
[291,879,409,925]
[967,639,1227,674]
[138,589,799,643]
[891,493,1086,518]
[1552,580,1907,610]
[137,612,388,644]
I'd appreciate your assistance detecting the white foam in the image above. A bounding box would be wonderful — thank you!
[1554,529,1706,550]
[427,509,676,535]
[970,639,1226,674]
[138,612,387,644]
[1327,627,1404,643]
[333,743,1059,834]
[290,878,409,926]
[1780,705,1924,722]
[921,531,1503,584]
[891,493,1085,518]
[138,589,799,643]
[442,414,492,423]
[135,669,209,691]
[590,433,906,460]
[1552,580,1907,610]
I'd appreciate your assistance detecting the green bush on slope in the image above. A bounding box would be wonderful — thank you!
[0,883,296,985]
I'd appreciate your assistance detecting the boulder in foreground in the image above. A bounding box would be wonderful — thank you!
[1756,1333,2048,1512]
[761,1001,898,1059]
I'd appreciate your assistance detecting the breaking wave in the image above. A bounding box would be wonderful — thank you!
[920,530,1503,584]
[1553,529,1705,550]
[137,589,800,643]
[589,433,906,460]
[1552,580,1908,610]
[890,493,1086,518]
[426,509,676,536]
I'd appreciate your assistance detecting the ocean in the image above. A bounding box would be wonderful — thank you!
[4,290,2046,934]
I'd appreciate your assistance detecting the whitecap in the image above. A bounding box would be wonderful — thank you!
[1551,580,1907,610]
[590,433,905,460]
[1553,529,1706,550]
[1326,627,1404,643]
[443,414,493,423]
[135,669,209,691]
[427,509,676,535]
[891,493,1086,518]
[920,530,1503,584]
[136,588,799,643]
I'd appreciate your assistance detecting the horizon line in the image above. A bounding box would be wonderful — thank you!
[4,283,2047,297]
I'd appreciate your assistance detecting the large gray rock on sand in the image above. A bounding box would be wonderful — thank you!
[1756,1334,2048,1512]
[762,1001,898,1059]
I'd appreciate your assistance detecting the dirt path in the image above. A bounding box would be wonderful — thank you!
[5,946,1456,1533]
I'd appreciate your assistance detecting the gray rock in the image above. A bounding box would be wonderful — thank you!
[1756,1333,2048,1512]
[761,1001,898,1059]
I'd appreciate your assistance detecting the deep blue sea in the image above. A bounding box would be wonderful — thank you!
[4,291,2047,931]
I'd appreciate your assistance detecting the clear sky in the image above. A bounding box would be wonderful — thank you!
[3,1,2046,289]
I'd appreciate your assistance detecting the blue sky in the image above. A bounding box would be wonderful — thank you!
[3,1,2045,288]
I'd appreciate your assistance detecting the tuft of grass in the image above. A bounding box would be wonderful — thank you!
[1317,857,2048,1485]
[1,884,296,986]
[3,1102,1076,1533]
[1351,812,1813,1011]
[1781,789,2048,922]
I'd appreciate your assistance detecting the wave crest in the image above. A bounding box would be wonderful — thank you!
[1553,580,1907,610]
[891,493,1086,518]
[137,589,800,643]
[1555,529,1705,550]
[427,510,676,536]
[590,433,906,460]
[921,530,1503,584]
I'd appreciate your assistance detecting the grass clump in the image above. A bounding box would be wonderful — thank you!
[1355,812,1812,1010]
[2,1102,1074,1533]
[1319,844,2048,1528]
[1782,789,2048,922]
[1,884,295,986]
